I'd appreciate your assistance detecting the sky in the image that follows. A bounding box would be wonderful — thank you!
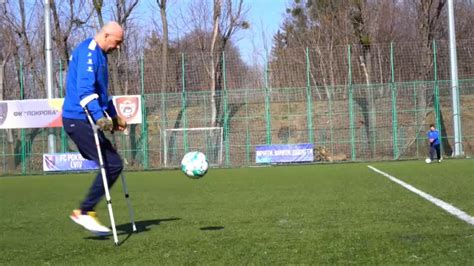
[135,0,289,65]
[13,0,289,65]
[236,0,289,64]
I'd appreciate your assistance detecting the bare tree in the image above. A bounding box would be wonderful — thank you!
[50,0,92,98]
[178,0,247,126]
[113,0,139,95]
[414,0,450,155]
[155,0,170,131]
[50,0,90,65]
[417,0,446,77]
[157,0,169,95]
[2,0,44,98]
[348,0,380,157]
[0,22,16,171]
[92,0,105,27]
[92,0,139,95]
[0,26,13,101]
[0,0,46,168]
[209,0,221,127]
[210,0,247,127]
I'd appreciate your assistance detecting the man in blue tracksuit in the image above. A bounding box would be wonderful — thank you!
[62,22,127,235]
[427,124,442,163]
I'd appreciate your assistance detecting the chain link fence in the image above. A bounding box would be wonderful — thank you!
[1,40,473,174]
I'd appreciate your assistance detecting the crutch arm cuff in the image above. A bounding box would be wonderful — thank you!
[79,94,99,108]
[80,94,104,122]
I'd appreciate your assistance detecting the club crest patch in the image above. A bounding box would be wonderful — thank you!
[116,96,139,120]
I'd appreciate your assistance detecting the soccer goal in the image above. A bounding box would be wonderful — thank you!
[163,127,223,167]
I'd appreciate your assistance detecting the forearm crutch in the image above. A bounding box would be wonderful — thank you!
[104,112,137,233]
[119,169,137,232]
[80,95,119,245]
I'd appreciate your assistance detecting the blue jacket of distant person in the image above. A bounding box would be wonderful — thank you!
[62,38,117,122]
[427,130,440,145]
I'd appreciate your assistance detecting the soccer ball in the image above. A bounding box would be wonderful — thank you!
[425,158,431,164]
[181,151,208,179]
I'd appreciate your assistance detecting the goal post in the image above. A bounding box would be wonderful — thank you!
[163,127,223,167]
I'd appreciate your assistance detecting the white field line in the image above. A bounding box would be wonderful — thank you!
[368,165,474,226]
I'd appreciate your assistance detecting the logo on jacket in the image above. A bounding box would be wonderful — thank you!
[0,102,8,126]
[116,96,139,121]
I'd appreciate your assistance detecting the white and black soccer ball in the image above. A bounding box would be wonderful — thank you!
[181,151,209,179]
[425,158,431,164]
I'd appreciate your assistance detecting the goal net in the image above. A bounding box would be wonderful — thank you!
[163,127,223,167]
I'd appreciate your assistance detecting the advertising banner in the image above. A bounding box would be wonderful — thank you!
[43,153,98,172]
[256,143,314,164]
[0,98,64,129]
[0,95,142,129]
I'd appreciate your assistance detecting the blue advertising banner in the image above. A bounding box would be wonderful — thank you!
[43,153,98,172]
[255,143,314,164]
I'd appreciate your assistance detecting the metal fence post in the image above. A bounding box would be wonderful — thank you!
[19,61,26,175]
[390,42,399,159]
[305,48,314,144]
[245,88,250,165]
[348,45,356,161]
[264,53,272,145]
[222,52,230,166]
[433,40,442,151]
[181,53,188,153]
[140,56,148,169]
[59,59,67,153]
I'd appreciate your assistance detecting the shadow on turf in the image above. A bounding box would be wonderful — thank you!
[84,218,181,243]
[200,226,224,231]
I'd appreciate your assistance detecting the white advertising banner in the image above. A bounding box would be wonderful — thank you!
[0,95,142,129]
[43,153,99,172]
[0,98,64,129]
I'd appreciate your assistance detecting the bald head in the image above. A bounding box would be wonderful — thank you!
[95,21,124,53]
[101,22,124,37]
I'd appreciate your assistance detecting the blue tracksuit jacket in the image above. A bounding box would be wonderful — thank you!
[62,38,117,122]
[427,130,440,145]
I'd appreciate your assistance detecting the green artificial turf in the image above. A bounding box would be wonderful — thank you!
[1,160,473,264]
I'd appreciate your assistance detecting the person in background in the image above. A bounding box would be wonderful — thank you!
[427,124,442,163]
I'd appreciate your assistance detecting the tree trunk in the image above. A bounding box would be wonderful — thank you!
[210,0,221,127]
[159,0,169,95]
[327,43,335,100]
[0,59,14,172]
[359,50,376,158]
[93,0,105,27]
[158,0,169,129]
[416,0,450,157]
[0,60,4,101]
[50,1,69,65]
